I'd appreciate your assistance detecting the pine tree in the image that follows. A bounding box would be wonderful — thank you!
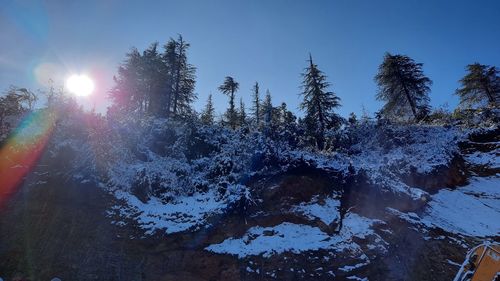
[278,102,296,125]
[163,35,197,118]
[456,63,499,107]
[142,42,164,115]
[262,90,273,128]
[109,36,197,118]
[251,82,261,128]
[200,94,215,125]
[109,47,144,113]
[300,54,341,150]
[375,53,432,121]
[218,76,239,129]
[348,112,357,126]
[239,98,247,127]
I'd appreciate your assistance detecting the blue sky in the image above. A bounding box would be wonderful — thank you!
[1,0,499,117]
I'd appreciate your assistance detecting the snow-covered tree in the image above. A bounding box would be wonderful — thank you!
[239,97,247,127]
[200,94,215,125]
[251,82,261,128]
[262,89,273,130]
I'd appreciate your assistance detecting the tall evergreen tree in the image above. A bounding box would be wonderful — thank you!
[142,42,164,115]
[300,54,341,150]
[200,94,215,125]
[218,76,239,129]
[374,53,432,121]
[456,63,499,107]
[163,35,197,118]
[251,82,261,127]
[262,90,273,127]
[109,35,196,118]
[239,98,247,127]
[109,47,144,113]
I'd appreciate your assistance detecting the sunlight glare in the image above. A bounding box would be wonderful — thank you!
[66,74,95,97]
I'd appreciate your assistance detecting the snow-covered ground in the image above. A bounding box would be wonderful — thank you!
[109,189,233,235]
[205,212,386,258]
[464,148,500,169]
[390,176,500,237]
[421,176,500,237]
[291,195,341,225]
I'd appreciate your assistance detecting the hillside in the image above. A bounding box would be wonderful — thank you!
[0,107,498,281]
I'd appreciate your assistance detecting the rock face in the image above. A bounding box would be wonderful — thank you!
[247,168,344,234]
[402,153,468,192]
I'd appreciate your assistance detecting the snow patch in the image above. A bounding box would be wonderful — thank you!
[110,189,230,235]
[206,212,384,258]
[465,149,500,168]
[291,195,341,225]
[390,177,500,237]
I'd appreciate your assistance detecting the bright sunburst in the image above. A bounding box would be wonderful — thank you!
[66,74,95,97]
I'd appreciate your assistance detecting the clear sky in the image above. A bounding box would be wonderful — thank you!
[1,0,499,117]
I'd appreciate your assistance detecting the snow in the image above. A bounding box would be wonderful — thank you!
[291,195,341,225]
[420,176,500,237]
[347,276,369,281]
[391,176,500,237]
[343,125,461,201]
[205,212,384,258]
[110,189,230,235]
[339,260,370,272]
[465,148,500,168]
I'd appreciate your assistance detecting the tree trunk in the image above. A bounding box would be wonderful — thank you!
[397,71,418,120]
[482,82,495,104]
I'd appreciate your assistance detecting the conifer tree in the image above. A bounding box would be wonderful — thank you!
[109,47,144,113]
[262,90,273,127]
[109,35,197,118]
[163,35,197,118]
[251,82,261,128]
[456,63,499,107]
[142,42,164,115]
[278,102,296,126]
[239,97,247,127]
[374,53,432,121]
[200,94,215,125]
[348,112,357,126]
[300,54,341,150]
[218,76,239,129]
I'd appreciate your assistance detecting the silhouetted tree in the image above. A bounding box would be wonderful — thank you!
[218,76,239,129]
[109,47,144,113]
[200,94,215,125]
[164,35,197,118]
[375,53,431,121]
[142,42,164,114]
[251,82,261,128]
[300,54,341,150]
[109,35,196,118]
[456,63,499,107]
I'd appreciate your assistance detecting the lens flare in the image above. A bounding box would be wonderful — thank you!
[0,110,55,208]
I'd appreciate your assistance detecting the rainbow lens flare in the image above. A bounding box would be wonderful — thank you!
[0,110,55,208]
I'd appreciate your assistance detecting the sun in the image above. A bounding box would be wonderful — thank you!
[66,74,95,97]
